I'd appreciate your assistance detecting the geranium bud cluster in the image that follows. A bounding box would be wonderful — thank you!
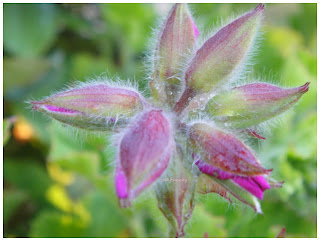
[30,3,309,237]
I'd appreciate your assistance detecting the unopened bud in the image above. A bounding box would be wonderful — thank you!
[155,149,195,238]
[116,109,174,207]
[206,82,310,128]
[151,3,198,105]
[30,83,144,131]
[196,173,232,203]
[185,4,264,94]
[188,122,271,177]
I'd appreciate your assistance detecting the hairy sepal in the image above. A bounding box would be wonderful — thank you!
[184,4,264,94]
[188,122,271,176]
[151,3,198,106]
[31,82,145,131]
[155,149,195,238]
[206,82,310,129]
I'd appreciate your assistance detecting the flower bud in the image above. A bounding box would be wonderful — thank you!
[196,173,232,203]
[206,82,310,129]
[151,3,198,105]
[155,149,195,238]
[185,4,264,94]
[116,109,174,207]
[206,172,264,213]
[188,122,271,177]
[30,83,144,131]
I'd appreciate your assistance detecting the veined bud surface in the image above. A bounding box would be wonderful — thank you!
[31,84,144,131]
[196,172,232,203]
[155,149,195,238]
[185,4,264,94]
[116,109,174,207]
[188,123,271,177]
[206,82,310,129]
[151,3,198,105]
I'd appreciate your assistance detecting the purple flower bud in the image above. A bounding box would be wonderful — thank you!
[116,109,174,207]
[151,3,198,106]
[188,123,272,177]
[30,83,144,131]
[185,4,264,94]
[206,82,310,128]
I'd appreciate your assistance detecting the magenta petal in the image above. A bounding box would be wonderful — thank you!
[195,159,233,179]
[45,105,78,114]
[252,176,271,192]
[232,176,269,200]
[191,18,199,39]
[115,165,128,199]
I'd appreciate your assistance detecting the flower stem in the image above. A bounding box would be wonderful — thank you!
[173,87,196,115]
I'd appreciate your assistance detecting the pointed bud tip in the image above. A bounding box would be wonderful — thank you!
[299,82,310,94]
[254,3,265,13]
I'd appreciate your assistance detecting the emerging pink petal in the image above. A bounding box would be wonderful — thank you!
[195,159,271,200]
[232,176,270,200]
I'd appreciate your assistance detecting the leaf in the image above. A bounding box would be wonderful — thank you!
[4,58,51,96]
[4,160,52,205]
[29,211,86,237]
[4,4,59,57]
[82,191,128,237]
[185,204,227,238]
[3,117,16,146]
[3,189,28,225]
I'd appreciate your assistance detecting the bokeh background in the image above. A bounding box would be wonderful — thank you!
[3,3,317,238]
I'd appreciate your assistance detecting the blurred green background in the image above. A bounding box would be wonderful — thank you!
[3,3,317,238]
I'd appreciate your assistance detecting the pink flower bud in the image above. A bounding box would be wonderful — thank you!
[116,109,174,207]
[206,82,310,128]
[185,4,264,94]
[151,3,198,106]
[30,83,144,131]
[188,123,272,177]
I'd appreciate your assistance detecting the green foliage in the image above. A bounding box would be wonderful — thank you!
[3,3,316,238]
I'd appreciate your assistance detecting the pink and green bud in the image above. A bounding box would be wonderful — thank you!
[184,4,264,94]
[203,172,264,213]
[206,82,310,129]
[116,109,174,207]
[151,3,198,105]
[195,160,270,200]
[196,172,232,203]
[155,151,195,238]
[188,123,271,177]
[30,84,144,131]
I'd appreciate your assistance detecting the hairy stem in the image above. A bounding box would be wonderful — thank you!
[173,87,196,115]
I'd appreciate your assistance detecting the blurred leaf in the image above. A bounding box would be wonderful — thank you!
[3,117,16,146]
[4,4,60,57]
[186,204,227,237]
[4,160,52,205]
[54,152,100,180]
[70,53,115,82]
[3,189,28,225]
[82,191,128,237]
[29,211,86,237]
[290,4,317,48]
[4,58,51,96]
[102,4,155,52]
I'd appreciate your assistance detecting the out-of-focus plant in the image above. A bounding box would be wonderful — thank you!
[28,3,311,237]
